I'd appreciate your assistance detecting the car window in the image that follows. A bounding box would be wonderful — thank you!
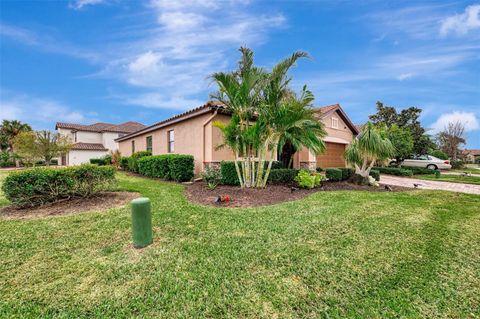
[416,155,428,160]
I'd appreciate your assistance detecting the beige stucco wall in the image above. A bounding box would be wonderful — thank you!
[75,131,102,143]
[118,108,356,175]
[68,150,109,166]
[102,132,120,151]
[119,112,218,174]
[320,111,354,143]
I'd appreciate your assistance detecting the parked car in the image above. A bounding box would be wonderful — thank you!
[391,155,452,170]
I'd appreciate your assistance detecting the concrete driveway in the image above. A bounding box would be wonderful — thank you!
[381,175,480,195]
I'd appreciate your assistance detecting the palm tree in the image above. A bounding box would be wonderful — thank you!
[259,86,326,187]
[211,47,326,188]
[345,122,394,185]
[211,47,266,188]
[0,120,32,167]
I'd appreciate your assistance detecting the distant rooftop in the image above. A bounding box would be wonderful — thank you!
[56,121,146,134]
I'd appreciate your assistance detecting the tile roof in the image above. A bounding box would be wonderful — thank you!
[56,121,146,133]
[316,104,340,115]
[463,149,480,155]
[71,143,108,151]
[116,100,226,142]
[116,101,359,142]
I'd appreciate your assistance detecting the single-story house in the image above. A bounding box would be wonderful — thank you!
[56,121,146,166]
[462,149,480,163]
[116,101,359,175]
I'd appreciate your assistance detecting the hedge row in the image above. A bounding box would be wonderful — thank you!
[128,151,152,173]
[219,161,296,185]
[90,156,112,166]
[2,164,116,208]
[137,154,194,182]
[373,167,413,177]
[326,167,380,181]
[406,167,438,175]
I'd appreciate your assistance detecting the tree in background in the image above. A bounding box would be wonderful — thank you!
[369,101,435,155]
[13,131,39,166]
[429,149,448,160]
[383,124,413,164]
[0,120,32,166]
[436,121,466,160]
[35,130,72,165]
[345,122,394,185]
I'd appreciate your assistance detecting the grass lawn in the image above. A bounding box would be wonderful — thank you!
[416,174,480,185]
[0,171,479,318]
[451,167,480,174]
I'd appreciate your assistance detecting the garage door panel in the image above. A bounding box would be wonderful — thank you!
[316,142,346,168]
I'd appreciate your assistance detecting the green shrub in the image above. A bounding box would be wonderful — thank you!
[373,167,413,177]
[138,155,163,178]
[127,151,152,172]
[137,154,194,182]
[295,170,324,188]
[407,167,437,175]
[326,168,342,181]
[369,169,380,181]
[316,167,323,172]
[220,161,241,185]
[120,157,129,170]
[435,170,441,178]
[202,165,222,189]
[268,169,299,184]
[430,149,448,160]
[90,154,112,166]
[2,164,116,208]
[450,160,464,170]
[270,161,284,169]
[338,167,354,180]
[169,155,194,182]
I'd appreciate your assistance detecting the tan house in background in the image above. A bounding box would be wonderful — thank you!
[116,101,359,175]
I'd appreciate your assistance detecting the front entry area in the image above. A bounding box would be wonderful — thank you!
[316,142,346,168]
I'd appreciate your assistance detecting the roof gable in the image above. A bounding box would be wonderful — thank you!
[314,104,359,135]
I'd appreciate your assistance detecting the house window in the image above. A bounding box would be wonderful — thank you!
[168,130,174,153]
[73,132,77,142]
[331,117,339,129]
[146,136,152,152]
[132,140,135,153]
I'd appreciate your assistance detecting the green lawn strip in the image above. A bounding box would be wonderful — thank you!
[415,174,480,185]
[0,172,479,318]
[451,168,480,174]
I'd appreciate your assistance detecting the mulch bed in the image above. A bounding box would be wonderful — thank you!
[185,181,411,208]
[0,192,140,220]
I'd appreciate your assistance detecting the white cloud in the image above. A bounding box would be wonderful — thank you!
[123,93,204,110]
[0,23,99,62]
[69,0,105,10]
[397,73,414,81]
[431,111,480,132]
[440,4,480,36]
[0,90,97,129]
[97,0,285,108]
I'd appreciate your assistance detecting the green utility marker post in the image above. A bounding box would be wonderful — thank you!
[131,197,153,248]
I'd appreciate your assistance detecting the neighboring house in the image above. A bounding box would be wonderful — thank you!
[117,101,359,175]
[56,121,146,166]
[462,149,480,163]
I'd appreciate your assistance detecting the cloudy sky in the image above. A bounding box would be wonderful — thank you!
[1,0,479,148]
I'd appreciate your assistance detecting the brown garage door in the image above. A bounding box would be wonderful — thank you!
[316,142,346,168]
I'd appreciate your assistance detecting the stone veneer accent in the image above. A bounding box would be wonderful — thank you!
[299,161,317,171]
